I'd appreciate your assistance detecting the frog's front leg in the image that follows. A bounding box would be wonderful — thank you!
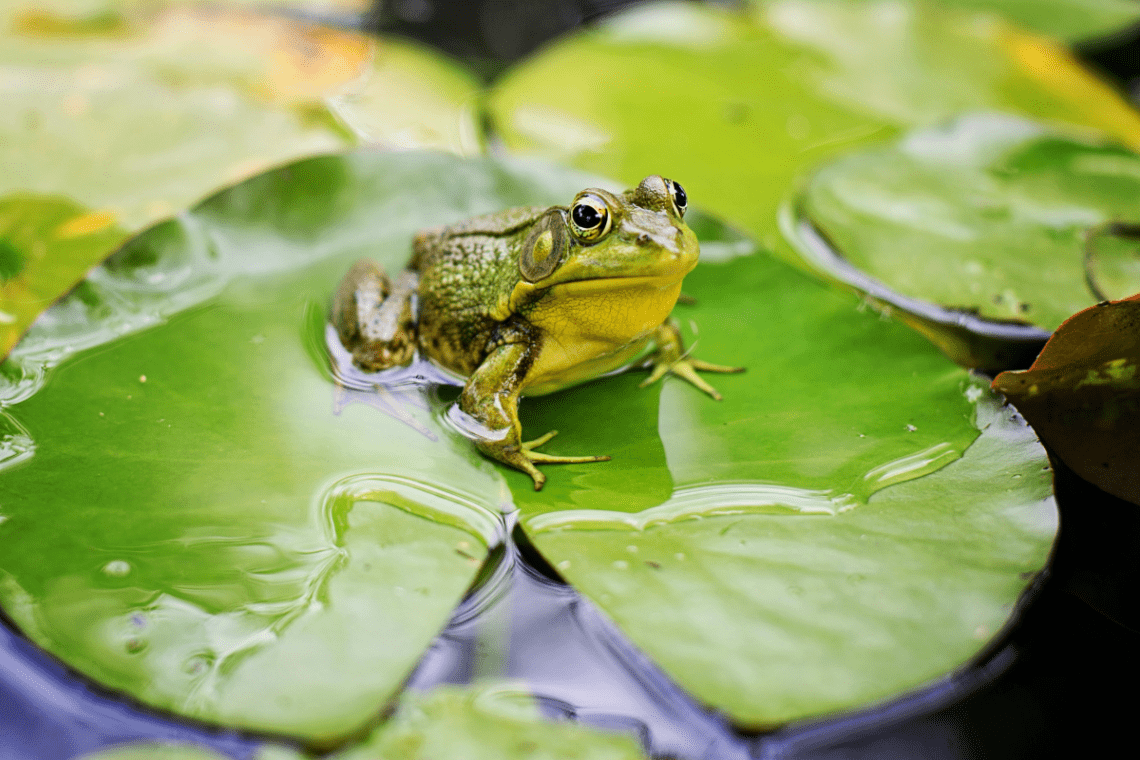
[458,336,610,491]
[641,320,745,400]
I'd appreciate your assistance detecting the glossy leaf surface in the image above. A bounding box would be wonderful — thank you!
[994,293,1140,505]
[510,231,1055,726]
[0,152,1055,736]
[0,152,603,743]
[798,115,1140,336]
[488,0,1140,264]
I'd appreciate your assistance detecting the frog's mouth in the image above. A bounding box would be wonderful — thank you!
[551,273,689,294]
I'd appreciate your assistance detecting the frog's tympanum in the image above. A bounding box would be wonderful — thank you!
[333,176,743,489]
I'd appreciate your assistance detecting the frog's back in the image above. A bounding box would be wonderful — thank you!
[410,206,548,271]
[412,205,549,374]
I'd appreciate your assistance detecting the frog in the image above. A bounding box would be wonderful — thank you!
[332,175,743,490]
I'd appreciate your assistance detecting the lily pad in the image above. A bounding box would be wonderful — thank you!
[488,0,1140,264]
[509,225,1055,727]
[793,113,1140,370]
[0,194,128,373]
[78,744,235,760]
[336,684,648,760]
[993,294,1140,505]
[0,0,482,358]
[0,151,1055,738]
[0,151,606,743]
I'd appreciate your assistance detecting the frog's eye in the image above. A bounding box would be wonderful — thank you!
[666,179,687,217]
[569,195,612,242]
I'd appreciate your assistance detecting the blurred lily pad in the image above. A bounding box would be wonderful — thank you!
[0,151,1055,738]
[994,294,1140,505]
[748,0,1140,42]
[79,744,235,760]
[488,0,1140,264]
[0,0,482,358]
[793,114,1140,370]
[336,684,648,760]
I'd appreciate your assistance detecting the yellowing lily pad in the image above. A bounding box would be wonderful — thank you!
[0,194,128,367]
[994,293,1140,505]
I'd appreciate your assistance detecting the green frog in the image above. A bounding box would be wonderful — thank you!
[333,175,742,490]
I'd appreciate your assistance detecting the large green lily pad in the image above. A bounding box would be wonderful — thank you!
[793,114,1140,369]
[508,221,1055,726]
[0,152,1055,737]
[488,0,1140,265]
[0,152,602,744]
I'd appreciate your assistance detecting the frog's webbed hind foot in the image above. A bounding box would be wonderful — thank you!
[495,431,611,491]
[332,258,420,371]
[642,322,745,401]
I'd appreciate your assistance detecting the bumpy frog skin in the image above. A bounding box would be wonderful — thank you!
[333,176,743,490]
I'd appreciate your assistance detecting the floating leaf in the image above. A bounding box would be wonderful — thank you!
[0,194,128,365]
[793,114,1140,370]
[0,152,1055,739]
[510,224,1055,727]
[79,744,234,760]
[994,294,1140,505]
[0,151,603,743]
[335,684,648,760]
[488,0,1140,266]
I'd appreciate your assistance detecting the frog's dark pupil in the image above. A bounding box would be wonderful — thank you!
[672,181,687,209]
[573,203,603,229]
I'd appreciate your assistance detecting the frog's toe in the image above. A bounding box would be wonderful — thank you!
[643,357,745,400]
[523,430,610,465]
[688,358,746,374]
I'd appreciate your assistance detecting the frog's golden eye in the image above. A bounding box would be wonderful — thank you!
[569,195,612,242]
[666,179,687,217]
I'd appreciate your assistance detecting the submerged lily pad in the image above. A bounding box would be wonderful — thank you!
[793,113,1140,369]
[336,684,648,760]
[994,294,1140,505]
[0,152,1055,738]
[488,0,1140,263]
